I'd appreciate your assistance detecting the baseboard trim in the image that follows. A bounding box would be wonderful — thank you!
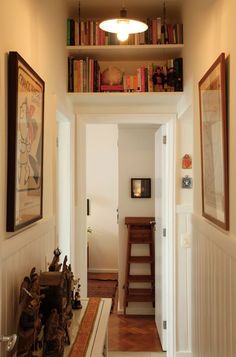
[176,352,192,357]
[88,268,119,274]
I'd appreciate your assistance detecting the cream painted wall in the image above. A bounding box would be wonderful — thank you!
[183,0,236,355]
[86,124,118,272]
[118,126,156,313]
[176,106,193,206]
[0,0,73,349]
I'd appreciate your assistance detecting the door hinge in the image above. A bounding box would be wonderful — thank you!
[163,320,167,330]
[163,228,166,237]
[56,137,59,147]
[163,135,167,144]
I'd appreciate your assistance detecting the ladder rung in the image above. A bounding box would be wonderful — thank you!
[129,256,153,263]
[126,295,155,302]
[130,238,153,244]
[128,275,154,282]
[128,288,153,295]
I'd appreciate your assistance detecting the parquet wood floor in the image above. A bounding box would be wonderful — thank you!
[108,314,163,352]
[90,273,162,352]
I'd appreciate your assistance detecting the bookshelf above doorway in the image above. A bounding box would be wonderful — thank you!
[67,91,183,111]
[67,44,184,61]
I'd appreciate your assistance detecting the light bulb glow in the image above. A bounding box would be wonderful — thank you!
[99,18,148,35]
[117,20,129,41]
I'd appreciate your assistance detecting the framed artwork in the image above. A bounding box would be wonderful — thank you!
[7,51,45,232]
[131,178,151,198]
[199,53,229,230]
[182,175,193,189]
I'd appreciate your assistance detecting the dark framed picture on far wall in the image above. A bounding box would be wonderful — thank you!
[7,51,45,232]
[131,178,151,198]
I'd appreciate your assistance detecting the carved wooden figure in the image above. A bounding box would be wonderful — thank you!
[17,267,44,357]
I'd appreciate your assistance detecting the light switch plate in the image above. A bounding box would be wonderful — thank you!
[180,233,191,248]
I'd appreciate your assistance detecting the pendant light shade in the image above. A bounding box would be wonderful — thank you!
[99,8,148,42]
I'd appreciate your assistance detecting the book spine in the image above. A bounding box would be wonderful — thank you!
[174,57,183,91]
[152,19,157,44]
[90,21,94,46]
[74,20,79,46]
[80,21,85,46]
[148,64,153,92]
[157,18,162,44]
[80,60,84,92]
[141,66,145,92]
[133,75,138,92]
[68,56,73,92]
[77,60,81,92]
[137,68,141,92]
[67,19,71,46]
[70,19,75,45]
[73,59,78,92]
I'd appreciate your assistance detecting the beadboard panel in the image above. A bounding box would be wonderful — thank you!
[0,218,56,347]
[176,205,192,353]
[192,214,236,357]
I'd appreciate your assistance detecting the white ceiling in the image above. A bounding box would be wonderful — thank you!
[67,0,184,21]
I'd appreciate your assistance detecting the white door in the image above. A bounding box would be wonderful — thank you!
[155,125,167,351]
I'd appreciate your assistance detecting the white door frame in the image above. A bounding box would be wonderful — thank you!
[56,111,76,271]
[76,112,177,357]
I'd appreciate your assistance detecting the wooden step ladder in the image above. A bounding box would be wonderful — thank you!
[124,217,155,314]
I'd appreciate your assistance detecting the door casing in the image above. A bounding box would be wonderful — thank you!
[76,113,177,357]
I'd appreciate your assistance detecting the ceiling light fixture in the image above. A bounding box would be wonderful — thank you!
[99,6,148,42]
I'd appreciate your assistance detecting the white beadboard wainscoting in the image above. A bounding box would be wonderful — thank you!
[191,214,236,357]
[176,205,192,356]
[0,217,56,353]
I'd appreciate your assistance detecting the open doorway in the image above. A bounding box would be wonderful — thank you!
[77,113,176,356]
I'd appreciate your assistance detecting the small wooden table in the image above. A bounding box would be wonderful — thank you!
[64,298,112,357]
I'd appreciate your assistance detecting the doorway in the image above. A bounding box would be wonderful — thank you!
[76,113,176,357]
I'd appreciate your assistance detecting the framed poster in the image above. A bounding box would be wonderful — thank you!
[199,53,229,230]
[131,178,151,198]
[7,51,45,232]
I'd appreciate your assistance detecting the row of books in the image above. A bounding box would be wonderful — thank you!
[68,57,183,93]
[122,59,183,93]
[67,18,183,46]
[68,57,100,92]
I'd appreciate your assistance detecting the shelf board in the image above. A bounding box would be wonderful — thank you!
[67,44,184,61]
[67,91,183,107]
